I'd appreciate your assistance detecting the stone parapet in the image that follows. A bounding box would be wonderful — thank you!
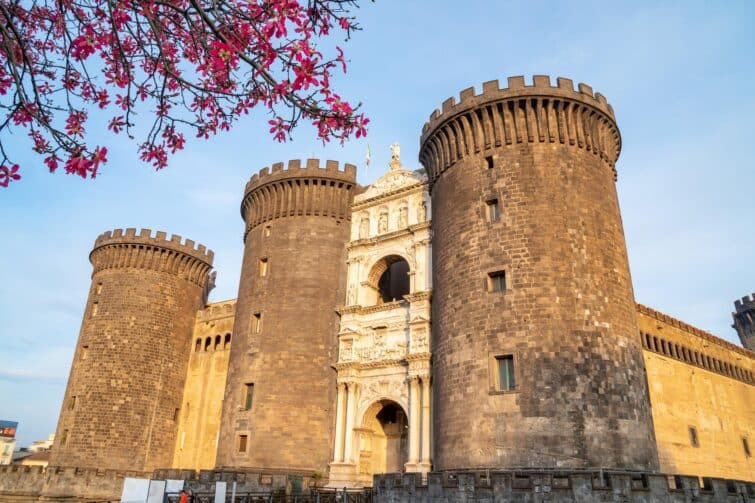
[373,471,755,503]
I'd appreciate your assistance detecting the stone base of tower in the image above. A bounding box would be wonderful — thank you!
[327,462,365,489]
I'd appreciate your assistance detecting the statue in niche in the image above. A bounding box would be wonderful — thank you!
[378,211,388,233]
[347,283,357,305]
[417,200,427,222]
[398,206,408,228]
[341,339,353,361]
[359,216,369,239]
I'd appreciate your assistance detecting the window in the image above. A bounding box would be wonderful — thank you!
[243,383,254,411]
[204,337,212,351]
[238,434,248,453]
[60,429,69,446]
[224,333,231,350]
[496,355,516,391]
[95,282,103,295]
[91,302,98,318]
[173,408,180,421]
[485,199,500,222]
[252,313,262,333]
[195,338,201,352]
[744,437,752,458]
[487,271,506,292]
[485,155,494,169]
[69,396,76,410]
[689,426,699,447]
[214,335,221,350]
[263,225,271,237]
[81,345,89,360]
[259,257,268,277]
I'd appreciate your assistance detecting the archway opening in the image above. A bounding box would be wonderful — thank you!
[376,258,409,304]
[361,400,408,477]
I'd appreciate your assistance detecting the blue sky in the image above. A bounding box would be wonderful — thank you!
[1,0,753,448]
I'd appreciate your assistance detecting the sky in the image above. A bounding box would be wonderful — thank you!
[1,0,754,448]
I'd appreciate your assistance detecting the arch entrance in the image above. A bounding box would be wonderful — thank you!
[359,400,408,478]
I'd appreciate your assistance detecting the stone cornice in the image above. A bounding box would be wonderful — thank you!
[347,223,432,250]
[352,181,426,210]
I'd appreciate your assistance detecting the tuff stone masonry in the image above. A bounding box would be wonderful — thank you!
[1,75,753,503]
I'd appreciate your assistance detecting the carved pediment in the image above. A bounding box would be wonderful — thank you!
[356,168,427,201]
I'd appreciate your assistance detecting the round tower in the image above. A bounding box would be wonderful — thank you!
[49,228,214,471]
[216,159,358,473]
[419,75,659,471]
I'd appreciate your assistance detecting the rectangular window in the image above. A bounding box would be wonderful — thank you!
[485,155,494,169]
[91,302,98,318]
[96,282,103,295]
[173,408,180,421]
[244,383,254,411]
[263,225,271,237]
[259,258,268,277]
[496,355,516,391]
[486,199,500,222]
[252,313,262,333]
[238,434,248,453]
[69,396,76,410]
[60,429,69,446]
[487,271,506,292]
[81,345,89,360]
[744,437,751,458]
[689,426,699,447]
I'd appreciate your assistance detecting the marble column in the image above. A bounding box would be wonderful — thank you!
[343,382,357,463]
[408,376,421,466]
[333,382,346,462]
[421,376,431,467]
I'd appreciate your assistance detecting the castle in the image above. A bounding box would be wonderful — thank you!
[1,75,753,502]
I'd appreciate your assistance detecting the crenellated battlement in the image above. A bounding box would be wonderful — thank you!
[240,159,359,239]
[93,228,214,264]
[734,294,755,313]
[89,228,214,287]
[243,159,357,198]
[419,75,622,188]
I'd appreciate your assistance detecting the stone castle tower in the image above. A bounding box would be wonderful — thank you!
[216,160,358,472]
[733,294,755,351]
[418,76,659,470]
[50,229,214,472]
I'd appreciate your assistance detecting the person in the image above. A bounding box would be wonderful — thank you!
[179,489,188,503]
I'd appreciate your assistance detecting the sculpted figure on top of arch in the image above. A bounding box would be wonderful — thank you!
[417,200,426,222]
[359,215,369,239]
[378,211,388,233]
[398,206,408,228]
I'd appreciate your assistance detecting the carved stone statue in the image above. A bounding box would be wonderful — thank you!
[398,206,408,228]
[389,142,402,170]
[347,283,356,305]
[417,200,427,222]
[359,216,369,239]
[378,211,388,233]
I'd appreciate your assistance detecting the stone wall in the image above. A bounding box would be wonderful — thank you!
[637,306,754,481]
[172,300,235,470]
[49,228,214,473]
[373,472,755,503]
[0,464,145,502]
[420,75,658,471]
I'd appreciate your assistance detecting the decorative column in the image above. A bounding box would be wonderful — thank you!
[420,376,431,469]
[333,382,346,462]
[343,382,357,463]
[406,376,421,469]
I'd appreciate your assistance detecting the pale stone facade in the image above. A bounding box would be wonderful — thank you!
[328,154,433,488]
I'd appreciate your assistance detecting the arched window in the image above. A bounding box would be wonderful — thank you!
[214,335,221,350]
[195,338,201,352]
[377,258,410,303]
[204,337,212,351]
[224,333,231,350]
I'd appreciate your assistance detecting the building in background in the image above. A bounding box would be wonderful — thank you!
[0,421,17,466]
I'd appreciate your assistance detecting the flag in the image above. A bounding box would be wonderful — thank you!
[365,143,371,168]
